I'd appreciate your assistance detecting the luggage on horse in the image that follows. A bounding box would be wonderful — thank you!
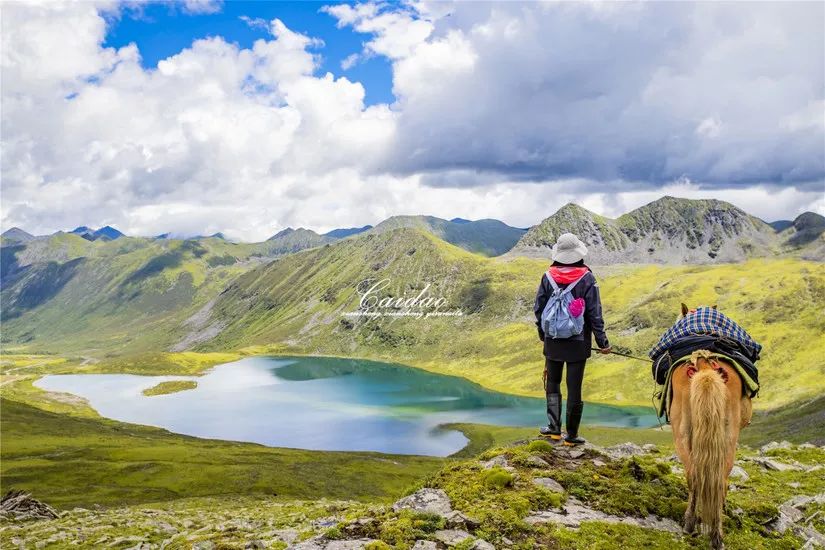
[649,307,761,421]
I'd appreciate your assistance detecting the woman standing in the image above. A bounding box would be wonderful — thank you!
[533,233,610,446]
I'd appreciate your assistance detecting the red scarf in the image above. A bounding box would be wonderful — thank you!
[548,266,589,284]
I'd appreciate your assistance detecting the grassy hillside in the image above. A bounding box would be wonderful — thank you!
[3,227,823,411]
[191,230,823,410]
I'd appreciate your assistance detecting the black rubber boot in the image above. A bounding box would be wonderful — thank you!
[539,393,563,440]
[563,402,585,446]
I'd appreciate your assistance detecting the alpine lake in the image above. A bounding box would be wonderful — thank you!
[35,356,658,456]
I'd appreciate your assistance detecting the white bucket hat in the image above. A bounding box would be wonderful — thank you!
[551,233,588,264]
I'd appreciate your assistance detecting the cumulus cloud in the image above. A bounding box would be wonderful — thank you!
[329,1,824,189]
[1,1,823,240]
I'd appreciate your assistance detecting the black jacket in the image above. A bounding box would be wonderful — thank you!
[533,269,609,362]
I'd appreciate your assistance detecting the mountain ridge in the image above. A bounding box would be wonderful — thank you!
[512,196,821,263]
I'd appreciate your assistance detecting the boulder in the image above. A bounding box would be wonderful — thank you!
[443,510,480,529]
[603,443,647,460]
[752,457,803,471]
[526,498,681,533]
[523,455,550,468]
[759,441,792,455]
[729,465,749,481]
[326,540,378,549]
[393,488,452,516]
[532,477,565,493]
[412,542,438,550]
[434,529,473,546]
[481,455,510,469]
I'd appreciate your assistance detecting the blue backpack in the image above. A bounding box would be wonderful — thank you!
[541,273,586,339]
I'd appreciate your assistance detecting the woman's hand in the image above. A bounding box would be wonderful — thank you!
[598,346,612,354]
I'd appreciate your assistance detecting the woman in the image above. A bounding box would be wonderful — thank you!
[533,233,610,446]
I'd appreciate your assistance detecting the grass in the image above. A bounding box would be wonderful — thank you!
[142,380,197,396]
[0,399,443,509]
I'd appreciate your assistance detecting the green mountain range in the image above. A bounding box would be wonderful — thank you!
[2,198,823,411]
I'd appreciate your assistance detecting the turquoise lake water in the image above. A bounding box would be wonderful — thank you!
[35,356,658,456]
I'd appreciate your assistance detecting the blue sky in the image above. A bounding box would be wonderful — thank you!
[104,1,395,105]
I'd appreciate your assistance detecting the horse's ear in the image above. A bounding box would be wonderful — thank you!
[711,304,718,310]
[681,303,689,316]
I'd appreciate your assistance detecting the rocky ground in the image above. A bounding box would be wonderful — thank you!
[2,440,823,549]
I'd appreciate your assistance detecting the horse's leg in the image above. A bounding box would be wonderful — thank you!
[670,366,697,534]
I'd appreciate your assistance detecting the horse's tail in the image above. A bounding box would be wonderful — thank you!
[689,359,728,531]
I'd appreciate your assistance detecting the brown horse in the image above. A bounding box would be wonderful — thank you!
[669,304,753,549]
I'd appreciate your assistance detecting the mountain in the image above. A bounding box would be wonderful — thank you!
[263,227,334,255]
[777,211,825,260]
[69,225,125,241]
[1,227,35,244]
[769,220,794,232]
[513,197,778,263]
[323,225,373,239]
[367,215,526,256]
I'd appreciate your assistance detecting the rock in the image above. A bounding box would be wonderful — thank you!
[759,441,792,455]
[412,542,438,550]
[526,498,681,534]
[642,444,659,453]
[434,529,473,546]
[0,490,59,521]
[752,457,803,471]
[778,502,804,524]
[481,455,510,469]
[592,459,606,467]
[443,510,480,528]
[313,516,339,529]
[276,529,300,544]
[568,449,585,459]
[532,477,565,493]
[193,542,216,550]
[788,482,801,489]
[472,540,495,550]
[523,455,549,468]
[245,542,265,549]
[153,521,177,534]
[670,465,684,475]
[603,443,647,460]
[393,488,452,516]
[728,483,738,492]
[729,465,749,481]
[326,540,377,549]
[799,443,817,449]
[501,537,514,546]
[288,537,326,550]
[807,464,823,473]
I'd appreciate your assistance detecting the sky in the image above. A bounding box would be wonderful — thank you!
[1,0,824,241]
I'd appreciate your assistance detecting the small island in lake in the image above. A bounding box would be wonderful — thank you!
[142,380,198,397]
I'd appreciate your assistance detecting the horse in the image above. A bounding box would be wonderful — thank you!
[669,303,753,549]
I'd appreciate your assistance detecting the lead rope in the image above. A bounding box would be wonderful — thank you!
[591,347,665,430]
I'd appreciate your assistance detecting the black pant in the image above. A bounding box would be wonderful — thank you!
[545,358,586,405]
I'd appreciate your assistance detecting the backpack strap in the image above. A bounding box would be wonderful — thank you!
[561,273,588,295]
[546,271,560,293]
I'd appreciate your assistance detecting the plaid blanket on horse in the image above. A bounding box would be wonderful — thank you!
[649,307,762,362]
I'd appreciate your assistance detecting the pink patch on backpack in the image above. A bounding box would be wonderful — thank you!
[569,298,585,318]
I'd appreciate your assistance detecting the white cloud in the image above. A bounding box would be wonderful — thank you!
[1,1,823,240]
